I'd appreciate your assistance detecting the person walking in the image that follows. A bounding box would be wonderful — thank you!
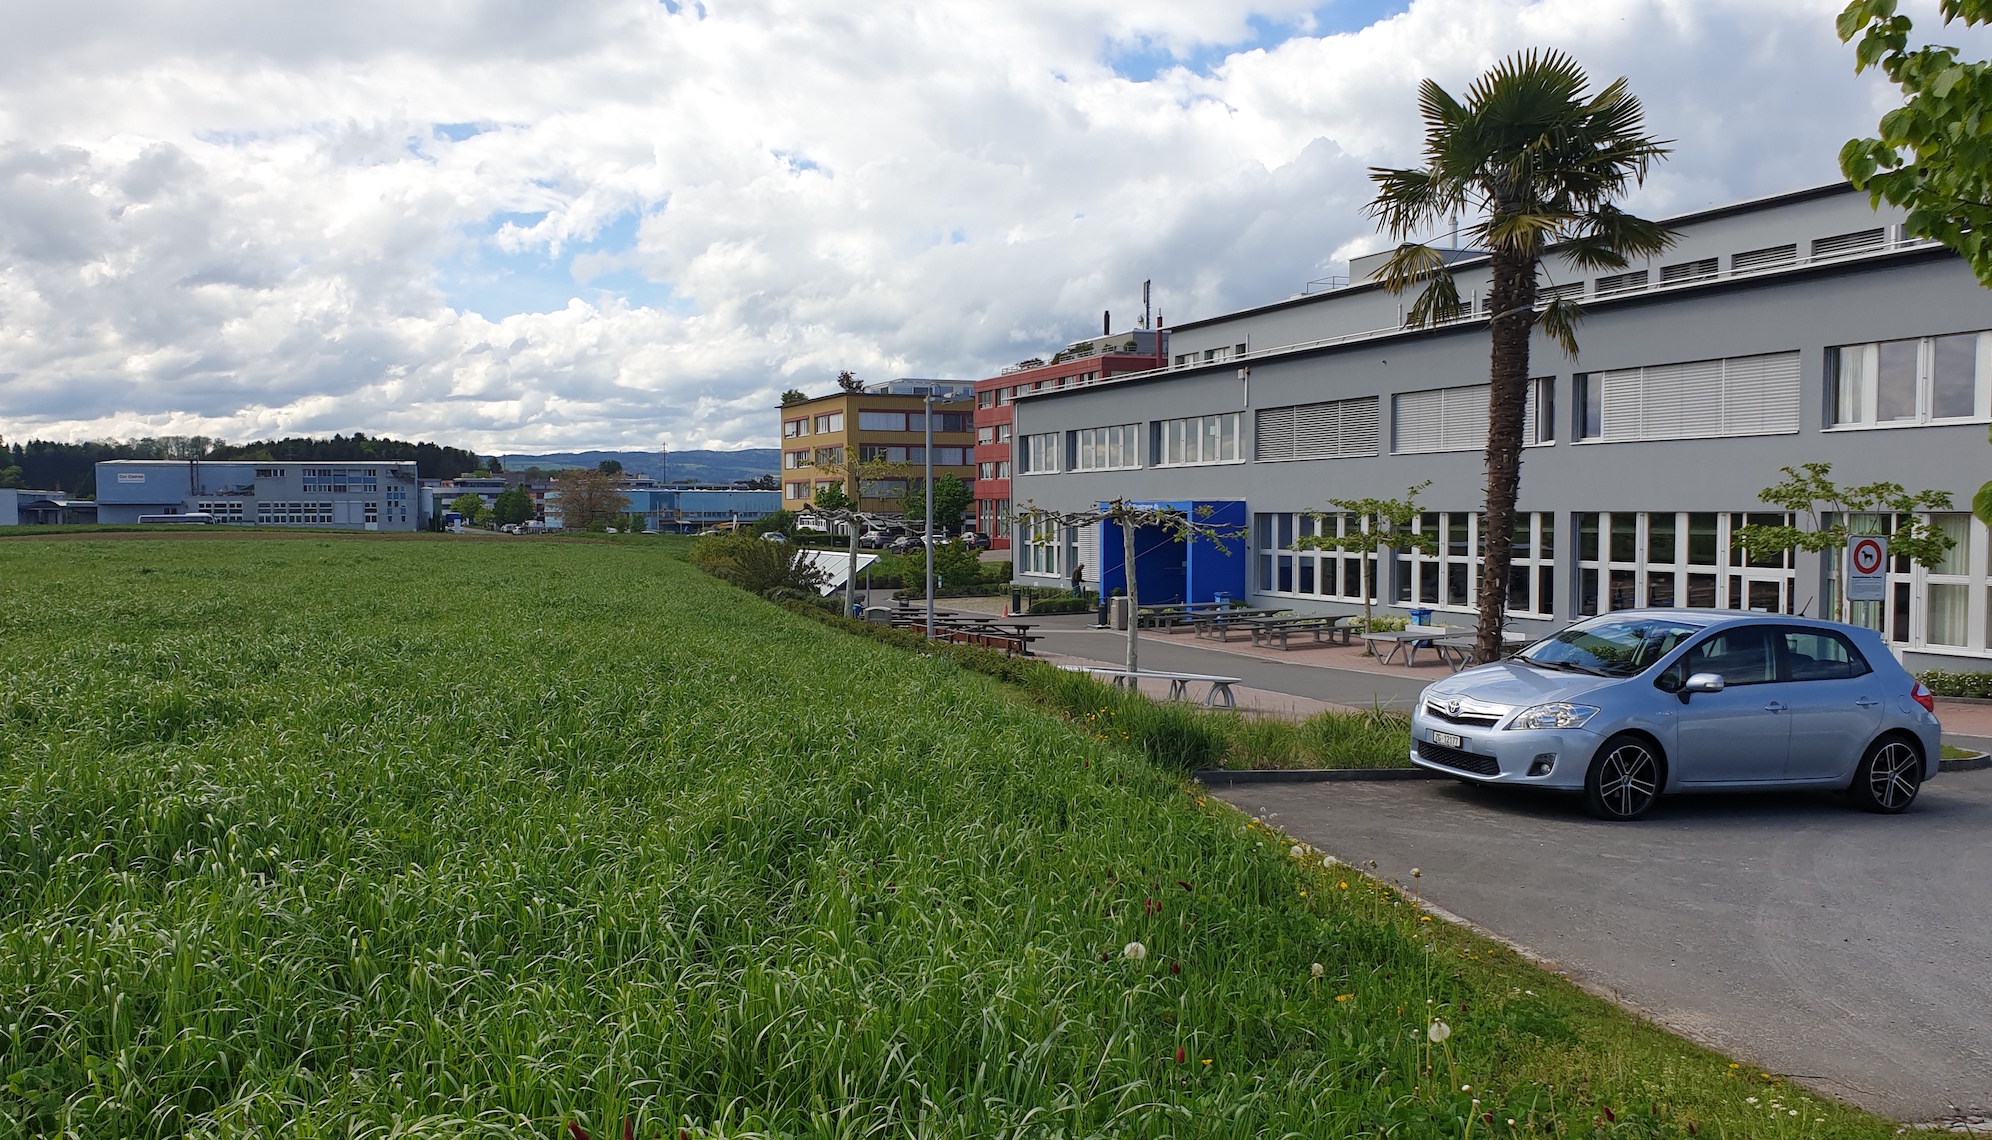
[1069,561,1085,596]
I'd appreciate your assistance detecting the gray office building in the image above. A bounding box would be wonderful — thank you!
[95,460,425,530]
[1010,183,1992,672]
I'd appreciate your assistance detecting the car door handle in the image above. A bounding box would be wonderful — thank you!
[1855,698,1880,709]
[1763,702,1788,713]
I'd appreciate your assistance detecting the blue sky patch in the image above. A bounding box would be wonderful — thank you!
[439,206,690,319]
[1105,1,1411,81]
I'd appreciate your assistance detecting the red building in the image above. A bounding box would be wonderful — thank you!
[973,329,1163,548]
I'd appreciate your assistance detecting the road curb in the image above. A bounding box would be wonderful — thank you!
[1193,767,1444,785]
[1940,751,1991,773]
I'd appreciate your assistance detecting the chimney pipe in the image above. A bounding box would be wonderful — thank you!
[1103,310,1110,337]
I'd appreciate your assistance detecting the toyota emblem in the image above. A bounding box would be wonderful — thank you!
[1446,699,1461,717]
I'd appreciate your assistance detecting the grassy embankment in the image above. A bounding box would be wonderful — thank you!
[0,534,1892,1137]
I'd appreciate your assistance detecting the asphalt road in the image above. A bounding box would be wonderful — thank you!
[1215,770,1992,1122]
[1025,615,1432,711]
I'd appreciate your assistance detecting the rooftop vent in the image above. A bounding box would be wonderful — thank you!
[1732,244,1797,273]
[1811,228,1885,258]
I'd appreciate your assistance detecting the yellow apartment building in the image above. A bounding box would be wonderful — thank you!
[779,380,977,517]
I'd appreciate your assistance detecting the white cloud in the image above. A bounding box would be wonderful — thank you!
[0,0,1963,451]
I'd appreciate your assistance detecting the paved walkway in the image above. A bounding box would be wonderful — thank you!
[1215,772,1992,1122]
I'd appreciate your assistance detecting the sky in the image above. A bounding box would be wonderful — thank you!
[0,0,1973,452]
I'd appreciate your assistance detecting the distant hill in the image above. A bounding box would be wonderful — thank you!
[498,448,777,484]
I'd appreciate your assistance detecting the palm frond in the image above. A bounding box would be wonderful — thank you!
[1373,242,1449,295]
[1538,296,1585,357]
[1402,271,1464,328]
[1365,168,1461,238]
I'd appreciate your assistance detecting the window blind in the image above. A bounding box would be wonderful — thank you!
[1254,396,1380,461]
[1587,351,1799,442]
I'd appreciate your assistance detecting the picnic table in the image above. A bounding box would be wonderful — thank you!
[1135,601,1233,630]
[1245,614,1355,650]
[1060,664,1241,709]
[887,609,1042,656]
[1191,607,1288,642]
[1359,625,1454,666]
[1433,632,1533,671]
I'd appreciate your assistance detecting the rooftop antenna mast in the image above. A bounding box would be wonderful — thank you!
[1141,280,1151,331]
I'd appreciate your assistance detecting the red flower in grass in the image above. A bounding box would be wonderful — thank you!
[1174,1046,1186,1063]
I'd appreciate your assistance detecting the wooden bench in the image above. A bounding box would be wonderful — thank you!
[1061,665,1242,709]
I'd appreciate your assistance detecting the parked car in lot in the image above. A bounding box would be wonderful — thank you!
[1410,610,1941,821]
[857,529,896,549]
[760,531,789,543]
[959,530,990,550]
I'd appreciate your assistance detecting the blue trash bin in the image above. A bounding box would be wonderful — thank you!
[1213,592,1232,608]
[1408,607,1433,626]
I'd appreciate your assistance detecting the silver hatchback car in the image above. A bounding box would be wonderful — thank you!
[1410,610,1942,821]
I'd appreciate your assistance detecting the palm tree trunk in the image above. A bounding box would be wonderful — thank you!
[1478,249,1535,664]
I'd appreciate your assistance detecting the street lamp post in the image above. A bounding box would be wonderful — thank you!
[924,392,935,640]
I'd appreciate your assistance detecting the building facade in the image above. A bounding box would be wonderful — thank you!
[615,486,782,532]
[1010,183,1992,671]
[95,460,426,530]
[778,379,976,519]
[972,330,1164,548]
[0,488,96,525]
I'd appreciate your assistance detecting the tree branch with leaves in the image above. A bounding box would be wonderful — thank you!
[1729,462,1956,622]
[1014,499,1244,674]
[1294,483,1437,648]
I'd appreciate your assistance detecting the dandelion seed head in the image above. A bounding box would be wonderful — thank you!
[1310,962,1324,978]
[1427,1020,1451,1043]
[1122,941,1147,960]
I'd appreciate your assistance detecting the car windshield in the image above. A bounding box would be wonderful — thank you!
[1517,617,1703,678]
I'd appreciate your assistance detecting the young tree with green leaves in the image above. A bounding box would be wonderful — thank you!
[811,483,852,513]
[1294,483,1437,647]
[902,473,973,531]
[1368,49,1672,665]
[1015,500,1243,674]
[492,485,535,527]
[1728,462,1956,622]
[447,493,488,526]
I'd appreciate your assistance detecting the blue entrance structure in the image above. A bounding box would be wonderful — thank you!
[1099,500,1246,606]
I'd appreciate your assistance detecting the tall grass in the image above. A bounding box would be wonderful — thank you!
[0,536,1891,1138]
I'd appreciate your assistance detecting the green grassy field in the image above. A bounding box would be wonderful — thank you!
[0,535,1893,1138]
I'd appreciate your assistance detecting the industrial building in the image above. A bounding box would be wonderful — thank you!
[94,460,426,530]
[1009,183,1992,671]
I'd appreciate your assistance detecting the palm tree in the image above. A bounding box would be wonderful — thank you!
[1368,49,1673,662]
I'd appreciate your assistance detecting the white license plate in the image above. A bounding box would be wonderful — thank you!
[1430,730,1463,749]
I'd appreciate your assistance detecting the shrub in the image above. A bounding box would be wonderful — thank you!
[1919,668,1992,698]
[688,534,827,597]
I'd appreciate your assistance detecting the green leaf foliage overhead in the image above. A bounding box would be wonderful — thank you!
[1839,0,1992,284]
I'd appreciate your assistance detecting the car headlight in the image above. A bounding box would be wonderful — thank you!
[1507,702,1601,730]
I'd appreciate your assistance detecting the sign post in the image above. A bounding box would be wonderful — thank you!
[1847,534,1887,603]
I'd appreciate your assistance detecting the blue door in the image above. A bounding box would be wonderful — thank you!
[1775,626,1885,781]
[1669,626,1791,784]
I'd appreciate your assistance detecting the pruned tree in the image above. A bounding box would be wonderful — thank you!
[1015,499,1244,674]
[1294,483,1437,647]
[780,389,808,406]
[1368,49,1672,666]
[835,369,866,393]
[1729,462,1956,622]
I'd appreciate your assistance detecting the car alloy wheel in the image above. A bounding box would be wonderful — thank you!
[1852,737,1922,814]
[1584,735,1663,821]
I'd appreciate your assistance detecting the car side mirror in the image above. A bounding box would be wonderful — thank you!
[1678,672,1725,703]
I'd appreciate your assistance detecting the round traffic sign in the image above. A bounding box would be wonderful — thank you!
[1851,536,1885,575]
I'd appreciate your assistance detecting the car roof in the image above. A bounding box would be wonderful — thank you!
[1584,608,1871,634]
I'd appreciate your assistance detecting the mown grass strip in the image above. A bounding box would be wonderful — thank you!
[0,536,1893,1137]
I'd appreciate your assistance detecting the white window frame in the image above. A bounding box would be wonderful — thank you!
[1154,413,1242,467]
[1018,432,1061,474]
[1072,424,1141,471]
[1826,331,1992,429]
[1392,511,1555,618]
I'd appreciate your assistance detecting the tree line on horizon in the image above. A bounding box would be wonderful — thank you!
[1,434,487,496]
